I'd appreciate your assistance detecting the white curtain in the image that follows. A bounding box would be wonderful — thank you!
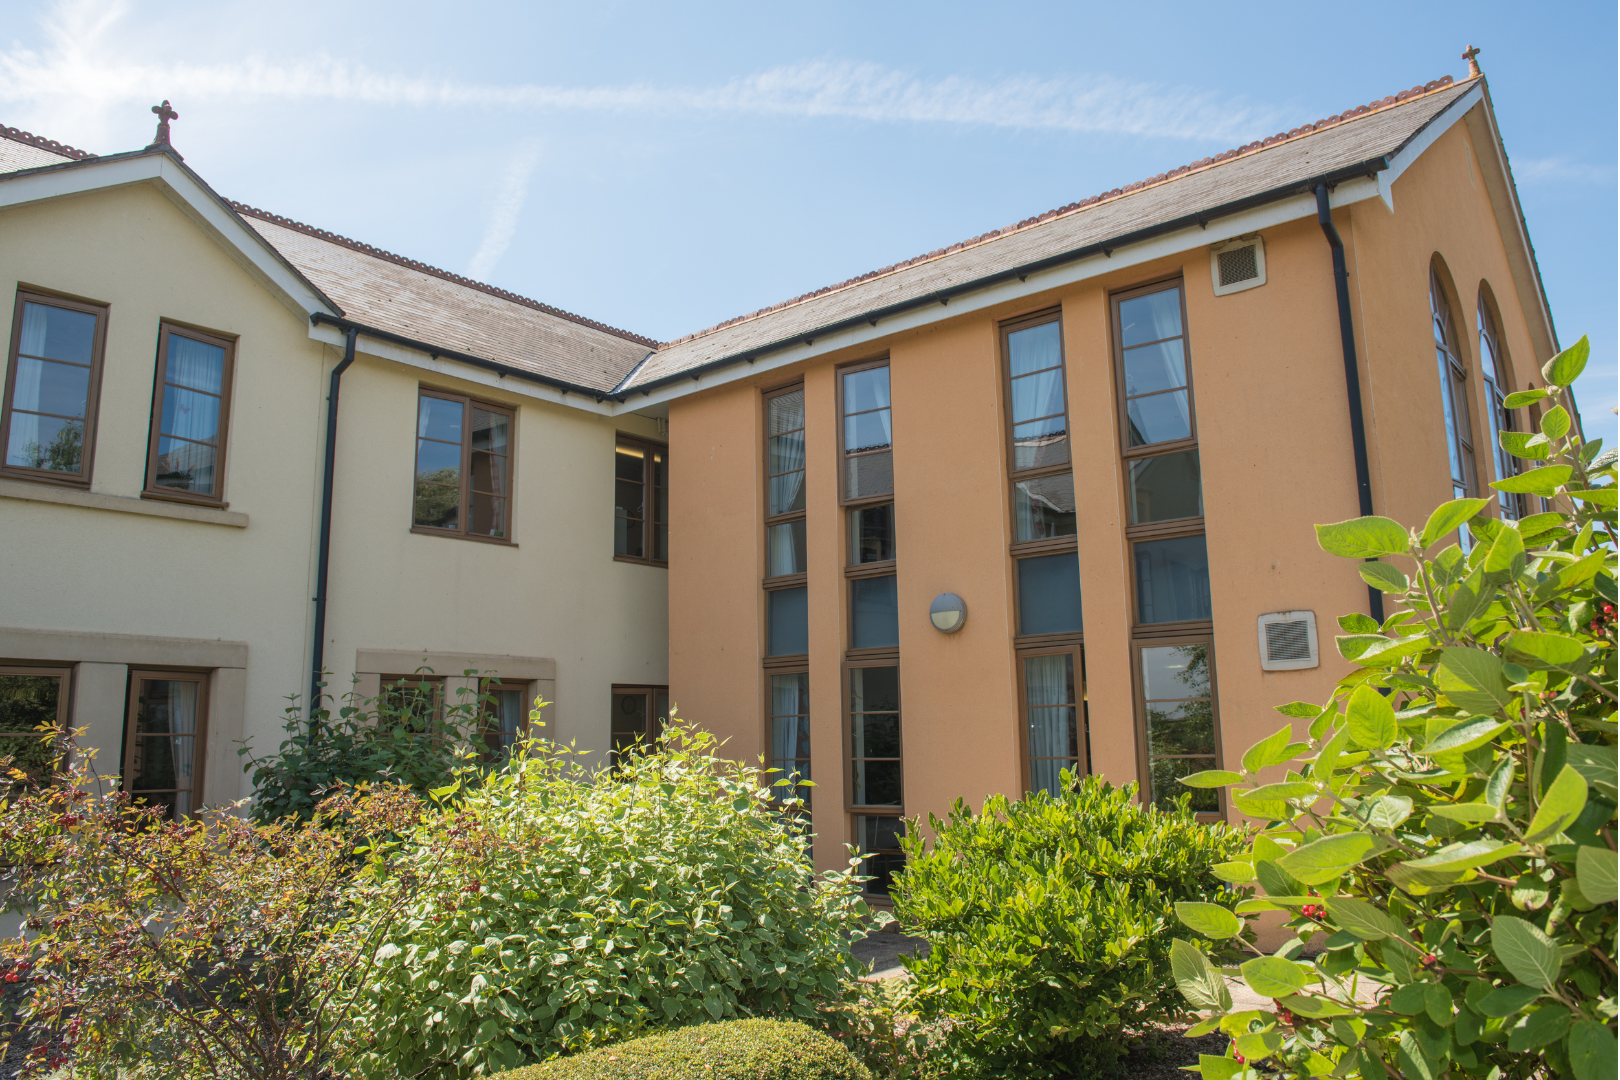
[1025,655,1074,796]
[769,432,804,514]
[768,523,798,577]
[157,679,198,814]
[164,337,224,442]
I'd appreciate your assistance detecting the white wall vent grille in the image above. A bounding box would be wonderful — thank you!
[1210,235,1266,296]
[1258,610,1318,671]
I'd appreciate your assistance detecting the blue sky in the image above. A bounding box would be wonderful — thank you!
[2,0,1615,420]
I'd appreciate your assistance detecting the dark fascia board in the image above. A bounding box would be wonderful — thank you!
[627,156,1395,398]
[310,313,620,400]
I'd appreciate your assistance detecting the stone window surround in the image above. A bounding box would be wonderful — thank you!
[351,649,556,737]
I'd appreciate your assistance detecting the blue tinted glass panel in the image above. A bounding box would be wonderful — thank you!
[851,575,899,649]
[768,587,809,656]
[1134,535,1212,624]
[1017,553,1082,636]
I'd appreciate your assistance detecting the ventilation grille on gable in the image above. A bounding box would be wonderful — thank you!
[1217,245,1259,287]
[1265,620,1312,662]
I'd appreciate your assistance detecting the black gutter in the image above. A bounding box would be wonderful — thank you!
[309,327,357,719]
[1315,184,1384,624]
[310,313,615,401]
[630,157,1394,397]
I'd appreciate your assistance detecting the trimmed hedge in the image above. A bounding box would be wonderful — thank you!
[490,1019,873,1080]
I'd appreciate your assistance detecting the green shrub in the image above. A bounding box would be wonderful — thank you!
[1169,337,1616,1079]
[819,977,947,1080]
[891,774,1249,1078]
[489,1019,874,1080]
[341,717,868,1078]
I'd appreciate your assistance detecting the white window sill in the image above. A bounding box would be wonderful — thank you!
[0,479,249,528]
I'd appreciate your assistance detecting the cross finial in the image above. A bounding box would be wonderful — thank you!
[147,100,178,150]
[1461,45,1482,78]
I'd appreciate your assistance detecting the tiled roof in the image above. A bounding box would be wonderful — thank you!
[0,124,85,172]
[624,76,1472,391]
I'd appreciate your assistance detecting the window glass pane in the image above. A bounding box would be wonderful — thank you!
[414,481,460,530]
[1128,449,1202,524]
[844,450,893,500]
[1017,553,1082,636]
[18,302,95,365]
[1141,643,1211,700]
[1125,389,1192,446]
[1133,534,1211,624]
[767,587,809,656]
[160,385,220,445]
[153,436,217,494]
[850,504,895,563]
[1007,321,1062,377]
[1012,416,1069,470]
[1146,700,1215,755]
[10,355,89,418]
[1010,367,1066,425]
[615,514,643,558]
[768,389,804,435]
[1141,643,1215,811]
[855,816,906,895]
[851,575,899,649]
[415,424,461,529]
[469,492,506,537]
[130,678,200,820]
[850,665,899,711]
[851,712,900,757]
[472,408,508,453]
[654,523,668,562]
[611,691,649,764]
[1118,288,1183,348]
[165,335,225,394]
[5,412,83,472]
[615,477,643,519]
[1121,338,1187,396]
[1024,653,1078,798]
[1013,473,1076,542]
[471,450,507,496]
[615,444,645,483]
[769,673,810,803]
[843,368,890,414]
[844,410,892,454]
[768,520,807,576]
[850,665,901,809]
[768,429,806,515]
[1150,756,1218,812]
[852,759,902,806]
[417,396,463,442]
[0,674,62,785]
[483,686,525,760]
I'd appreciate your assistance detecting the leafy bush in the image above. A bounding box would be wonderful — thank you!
[0,729,433,1080]
[1169,337,1616,1079]
[241,670,494,823]
[819,977,945,1080]
[342,718,868,1079]
[891,775,1249,1078]
[487,1019,874,1080]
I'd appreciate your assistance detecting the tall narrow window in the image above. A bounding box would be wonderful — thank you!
[1431,268,1477,503]
[763,385,808,663]
[145,323,236,503]
[841,363,892,501]
[1136,642,1218,813]
[610,685,669,766]
[849,664,903,895]
[615,436,668,565]
[1021,651,1085,797]
[769,673,811,806]
[481,677,530,762]
[414,389,515,542]
[1477,293,1521,519]
[2,291,107,487]
[124,671,208,819]
[0,666,70,788]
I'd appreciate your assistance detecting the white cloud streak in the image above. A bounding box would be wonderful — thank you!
[466,144,540,281]
[1,1,1280,144]
[1511,156,1614,185]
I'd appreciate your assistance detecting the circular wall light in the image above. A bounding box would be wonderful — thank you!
[929,593,967,633]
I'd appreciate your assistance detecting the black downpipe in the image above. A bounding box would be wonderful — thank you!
[309,327,357,720]
[1315,184,1384,623]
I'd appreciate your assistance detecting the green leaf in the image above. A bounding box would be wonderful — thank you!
[1493,464,1573,496]
[1397,1030,1440,1080]
[1277,993,1354,1018]
[1336,614,1380,634]
[1421,498,1490,546]
[1502,387,1549,409]
[1540,404,1572,439]
[1437,648,1512,714]
[1255,859,1303,899]
[1361,795,1412,830]
[1245,781,1319,801]
[1243,725,1302,773]
[1477,984,1541,1017]
[1419,717,1512,755]
[1240,956,1308,998]
[1566,487,1619,510]
[1484,524,1526,580]
[1500,430,1553,460]
[1324,897,1400,940]
[1346,684,1396,750]
[1231,790,1290,821]
[1402,839,1524,871]
[1427,802,1502,824]
[1570,1019,1619,1080]
[1181,770,1245,789]
[1490,915,1562,990]
[1313,725,1352,787]
[1176,902,1243,940]
[1503,630,1586,670]
[1360,561,1410,593]
[1315,516,1411,559]
[1171,938,1233,1011]
[1507,1003,1572,1052]
[1278,833,1379,885]
[1352,632,1432,668]
[1213,861,1258,884]
[1542,336,1588,388]
[1565,743,1618,796]
[1525,765,1588,843]
[1276,701,1327,719]
[1576,846,1617,905]
[1194,1054,1245,1080]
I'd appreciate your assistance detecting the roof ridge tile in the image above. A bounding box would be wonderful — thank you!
[659,74,1461,350]
[0,123,95,161]
[230,202,661,349]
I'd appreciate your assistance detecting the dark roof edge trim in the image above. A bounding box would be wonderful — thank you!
[310,313,615,401]
[631,156,1392,396]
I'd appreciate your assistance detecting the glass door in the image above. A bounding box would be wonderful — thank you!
[125,671,207,819]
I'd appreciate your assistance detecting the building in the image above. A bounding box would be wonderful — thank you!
[0,65,1568,894]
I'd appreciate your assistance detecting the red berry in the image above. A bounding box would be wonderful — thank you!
[1234,1054,1246,1064]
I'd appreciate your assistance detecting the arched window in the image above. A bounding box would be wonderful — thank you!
[1477,291,1522,519]
[1431,267,1476,503]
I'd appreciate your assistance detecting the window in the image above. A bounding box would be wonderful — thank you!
[1020,650,1085,797]
[768,672,811,806]
[850,503,895,564]
[840,361,899,658]
[767,587,809,656]
[2,290,107,487]
[1477,291,1522,519]
[123,671,208,819]
[840,362,892,501]
[1135,642,1219,814]
[145,323,236,503]
[0,665,70,787]
[854,814,906,898]
[615,436,668,564]
[763,386,808,660]
[610,685,669,766]
[1431,268,1477,503]
[1134,534,1212,624]
[413,389,515,542]
[481,677,530,762]
[849,664,903,896]
[850,576,899,649]
[379,674,445,728]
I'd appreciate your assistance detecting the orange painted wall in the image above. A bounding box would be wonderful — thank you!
[667,109,1553,877]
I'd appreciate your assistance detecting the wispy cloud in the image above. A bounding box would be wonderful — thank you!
[1511,156,1614,185]
[466,144,540,281]
[0,1,1280,144]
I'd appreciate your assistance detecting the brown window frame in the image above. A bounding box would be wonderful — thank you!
[1130,634,1223,821]
[1015,642,1088,796]
[1,288,109,490]
[1476,286,1525,519]
[143,321,238,507]
[836,356,894,508]
[1002,309,1077,555]
[610,684,669,766]
[762,383,806,584]
[122,668,210,819]
[615,433,668,567]
[0,663,73,786]
[843,657,902,816]
[411,387,518,546]
[1430,264,1478,503]
[763,667,811,810]
[479,675,534,762]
